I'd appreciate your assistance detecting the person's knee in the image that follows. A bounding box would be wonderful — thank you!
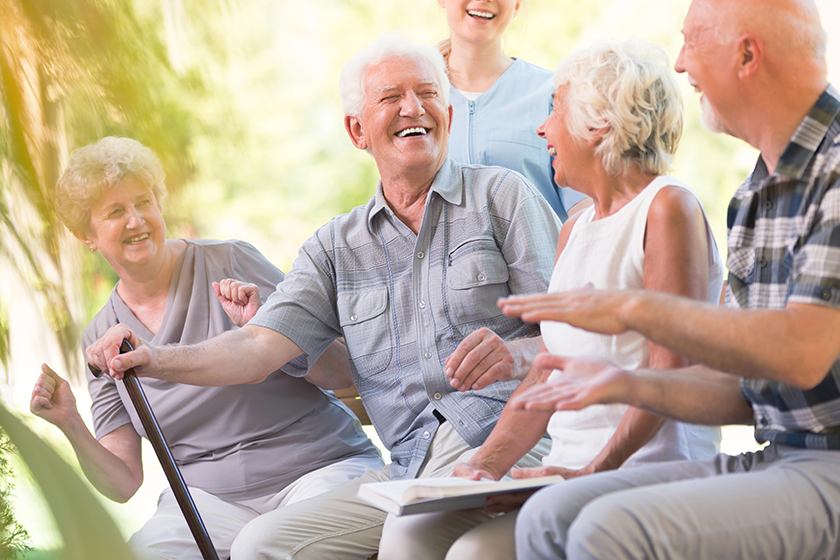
[566,497,647,560]
[516,485,583,559]
[230,515,284,560]
[128,511,194,560]
[444,531,497,560]
[377,524,417,560]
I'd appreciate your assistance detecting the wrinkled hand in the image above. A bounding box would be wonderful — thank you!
[452,461,500,482]
[445,328,515,391]
[510,354,633,413]
[30,364,79,428]
[497,287,635,335]
[85,324,153,380]
[512,464,587,481]
[213,278,261,327]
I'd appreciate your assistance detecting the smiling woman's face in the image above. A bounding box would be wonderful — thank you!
[439,0,521,46]
[537,86,592,191]
[81,176,167,277]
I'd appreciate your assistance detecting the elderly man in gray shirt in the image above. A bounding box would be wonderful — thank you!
[88,34,561,560]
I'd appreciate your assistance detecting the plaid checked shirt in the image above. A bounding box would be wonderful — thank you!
[252,158,561,479]
[731,85,840,449]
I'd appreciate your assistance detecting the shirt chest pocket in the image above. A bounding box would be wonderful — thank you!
[337,288,393,376]
[446,239,510,326]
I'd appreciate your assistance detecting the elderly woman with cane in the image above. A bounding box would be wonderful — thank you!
[29,137,382,560]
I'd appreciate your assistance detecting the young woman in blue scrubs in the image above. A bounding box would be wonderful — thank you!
[437,0,588,220]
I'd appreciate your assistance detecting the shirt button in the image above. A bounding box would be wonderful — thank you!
[425,351,432,359]
[477,273,486,282]
[821,288,832,301]
[758,256,768,268]
[417,251,425,259]
[419,300,426,309]
[423,431,430,439]
[759,416,769,427]
[433,392,442,400]
[764,199,774,210]
[350,314,358,321]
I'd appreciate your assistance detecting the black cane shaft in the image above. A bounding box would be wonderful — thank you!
[118,340,221,560]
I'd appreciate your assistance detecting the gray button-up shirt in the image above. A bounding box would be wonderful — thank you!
[252,158,561,479]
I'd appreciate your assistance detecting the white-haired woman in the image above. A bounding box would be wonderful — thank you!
[445,39,724,559]
[437,0,588,220]
[29,137,382,560]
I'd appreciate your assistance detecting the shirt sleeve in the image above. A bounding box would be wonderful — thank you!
[249,230,342,376]
[788,176,840,307]
[227,240,285,298]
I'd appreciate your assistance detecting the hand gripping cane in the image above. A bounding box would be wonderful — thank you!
[89,339,221,560]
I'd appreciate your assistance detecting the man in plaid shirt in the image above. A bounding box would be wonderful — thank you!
[496,0,840,558]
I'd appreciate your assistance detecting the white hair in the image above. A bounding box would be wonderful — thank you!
[554,39,683,177]
[339,33,450,117]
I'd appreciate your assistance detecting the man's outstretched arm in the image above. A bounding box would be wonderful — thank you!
[500,291,840,390]
[511,353,754,427]
[86,323,307,386]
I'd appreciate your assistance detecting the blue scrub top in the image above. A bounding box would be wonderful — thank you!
[448,58,587,221]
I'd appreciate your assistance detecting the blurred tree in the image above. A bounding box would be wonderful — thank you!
[0,0,199,378]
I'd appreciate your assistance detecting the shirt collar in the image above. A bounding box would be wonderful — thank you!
[367,158,463,226]
[774,84,840,180]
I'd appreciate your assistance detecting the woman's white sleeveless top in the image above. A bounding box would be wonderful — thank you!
[541,175,724,470]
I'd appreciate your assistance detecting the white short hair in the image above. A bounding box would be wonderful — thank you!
[339,33,450,117]
[554,39,683,177]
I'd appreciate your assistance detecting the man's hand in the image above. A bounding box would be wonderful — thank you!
[510,354,634,413]
[498,287,636,335]
[85,324,154,380]
[213,278,261,327]
[445,328,533,391]
[30,364,80,429]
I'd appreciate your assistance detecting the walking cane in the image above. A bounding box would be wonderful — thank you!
[89,339,221,560]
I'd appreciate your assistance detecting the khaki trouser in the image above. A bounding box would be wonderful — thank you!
[517,444,840,560]
[230,422,550,560]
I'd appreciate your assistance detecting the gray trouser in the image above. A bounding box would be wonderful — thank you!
[516,444,840,560]
[229,422,549,560]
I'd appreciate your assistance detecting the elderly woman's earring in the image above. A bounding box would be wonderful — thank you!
[89,246,97,252]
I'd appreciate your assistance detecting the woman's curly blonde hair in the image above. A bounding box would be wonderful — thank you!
[55,137,167,235]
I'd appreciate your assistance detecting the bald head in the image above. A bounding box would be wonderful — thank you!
[687,0,826,58]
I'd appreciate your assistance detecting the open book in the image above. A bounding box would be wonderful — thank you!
[357,475,564,516]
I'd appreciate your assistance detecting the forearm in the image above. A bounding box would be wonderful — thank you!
[468,366,553,479]
[621,293,839,389]
[627,365,754,425]
[60,418,141,502]
[586,408,665,473]
[146,325,302,386]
